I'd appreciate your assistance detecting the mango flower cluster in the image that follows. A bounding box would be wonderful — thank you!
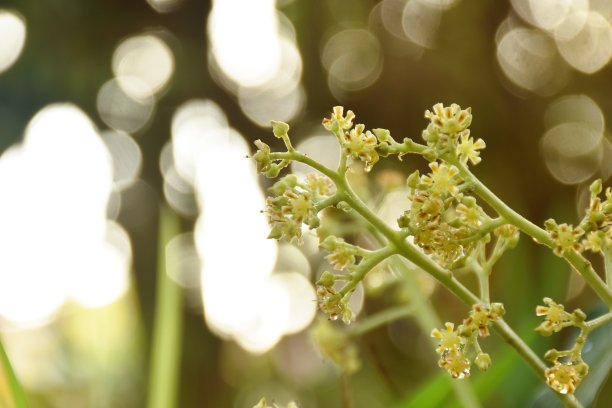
[397,105,491,268]
[535,298,590,395]
[545,179,612,257]
[265,173,334,243]
[431,303,505,378]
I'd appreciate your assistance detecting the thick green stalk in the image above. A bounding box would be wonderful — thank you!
[0,337,28,408]
[349,304,415,337]
[283,149,583,407]
[453,161,612,308]
[337,177,582,408]
[604,247,612,290]
[147,206,183,408]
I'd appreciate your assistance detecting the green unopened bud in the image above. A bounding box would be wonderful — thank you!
[574,362,589,378]
[271,120,290,138]
[264,163,281,178]
[422,148,437,162]
[317,271,336,287]
[490,302,506,318]
[589,179,602,196]
[475,352,492,371]
[407,170,420,189]
[544,349,560,362]
[461,196,477,207]
[336,201,352,213]
[572,308,586,323]
[544,218,557,231]
[372,128,392,143]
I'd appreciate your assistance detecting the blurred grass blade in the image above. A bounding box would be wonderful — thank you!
[147,205,183,408]
[0,337,29,408]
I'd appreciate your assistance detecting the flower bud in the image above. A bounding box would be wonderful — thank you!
[475,352,492,371]
[271,120,290,138]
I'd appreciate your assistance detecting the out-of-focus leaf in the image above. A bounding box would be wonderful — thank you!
[394,371,452,408]
[397,343,520,408]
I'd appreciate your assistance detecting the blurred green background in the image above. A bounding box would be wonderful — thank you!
[0,0,611,407]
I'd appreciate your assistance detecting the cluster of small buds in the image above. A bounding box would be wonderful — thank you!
[422,103,481,163]
[578,179,612,253]
[493,224,520,248]
[399,166,488,268]
[544,219,584,257]
[320,236,357,271]
[253,121,294,178]
[322,106,386,172]
[315,281,355,324]
[431,303,504,378]
[311,317,360,373]
[265,174,334,243]
[322,106,355,132]
[341,124,380,171]
[535,297,590,394]
[252,398,299,408]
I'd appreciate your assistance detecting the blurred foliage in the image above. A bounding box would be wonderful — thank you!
[0,0,611,407]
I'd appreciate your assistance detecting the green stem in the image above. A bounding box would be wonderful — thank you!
[147,206,183,408]
[585,311,612,331]
[349,303,415,337]
[0,337,29,408]
[339,175,583,408]
[339,245,397,297]
[287,149,583,407]
[453,160,612,308]
[393,257,482,408]
[604,247,612,290]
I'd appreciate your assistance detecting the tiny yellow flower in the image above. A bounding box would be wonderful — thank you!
[431,322,463,354]
[456,131,486,165]
[545,363,587,395]
[421,162,460,196]
[535,297,572,336]
[438,349,471,379]
[322,106,355,131]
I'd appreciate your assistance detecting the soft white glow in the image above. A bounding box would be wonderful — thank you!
[70,221,131,308]
[171,99,231,185]
[291,134,341,177]
[0,104,128,325]
[402,0,442,48]
[540,94,606,185]
[237,38,304,126]
[112,34,175,99]
[275,244,311,278]
[419,0,460,11]
[170,99,317,353]
[544,94,604,135]
[97,78,155,134]
[555,11,612,74]
[529,0,576,32]
[101,130,143,190]
[0,10,26,74]
[165,233,201,288]
[552,1,590,41]
[321,29,383,94]
[147,0,183,13]
[496,27,567,95]
[208,0,281,87]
